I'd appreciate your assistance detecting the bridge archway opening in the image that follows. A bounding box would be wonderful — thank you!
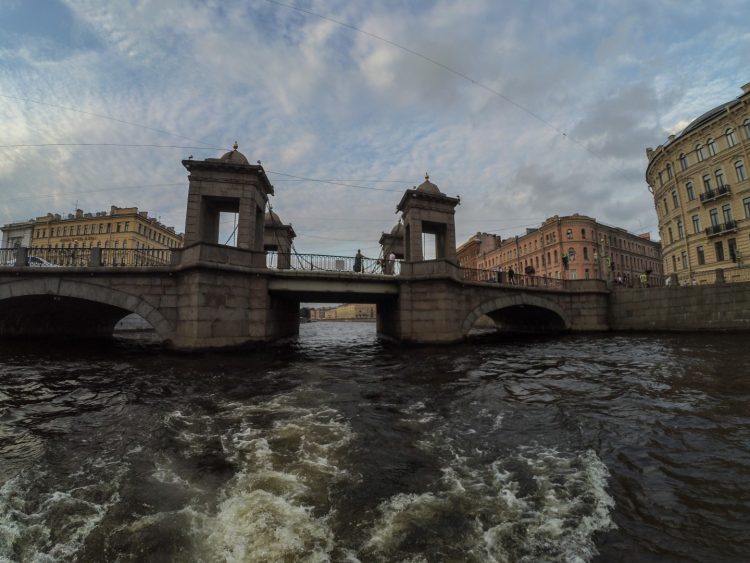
[483,304,567,334]
[0,295,164,343]
[463,297,570,338]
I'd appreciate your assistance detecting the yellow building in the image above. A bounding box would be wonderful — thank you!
[646,82,750,283]
[310,303,376,320]
[29,206,182,265]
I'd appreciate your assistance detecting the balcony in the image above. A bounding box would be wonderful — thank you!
[705,220,737,237]
[699,184,732,203]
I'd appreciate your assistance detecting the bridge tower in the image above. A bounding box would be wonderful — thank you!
[397,175,460,262]
[182,144,274,250]
[264,209,296,269]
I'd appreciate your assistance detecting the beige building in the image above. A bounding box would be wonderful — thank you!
[310,303,376,320]
[28,206,182,264]
[646,82,750,283]
[459,214,662,286]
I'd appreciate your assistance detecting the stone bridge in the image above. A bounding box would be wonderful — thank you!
[5,146,743,350]
[0,242,608,350]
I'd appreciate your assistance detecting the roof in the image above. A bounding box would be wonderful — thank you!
[680,101,733,136]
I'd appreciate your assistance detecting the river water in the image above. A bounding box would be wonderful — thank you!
[0,322,748,562]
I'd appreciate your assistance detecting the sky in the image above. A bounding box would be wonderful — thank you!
[1,0,749,257]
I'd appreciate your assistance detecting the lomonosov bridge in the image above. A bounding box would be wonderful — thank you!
[2,148,749,350]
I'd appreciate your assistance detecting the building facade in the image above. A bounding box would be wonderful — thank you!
[310,303,376,320]
[456,232,502,270]
[646,82,750,283]
[28,206,182,255]
[1,219,34,248]
[461,214,662,286]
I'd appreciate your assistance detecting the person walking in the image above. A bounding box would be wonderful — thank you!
[388,252,396,275]
[354,249,363,273]
[508,266,515,285]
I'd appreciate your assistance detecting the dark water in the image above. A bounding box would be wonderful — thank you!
[1,323,749,562]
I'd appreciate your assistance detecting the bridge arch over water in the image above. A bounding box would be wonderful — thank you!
[462,294,571,336]
[0,277,175,342]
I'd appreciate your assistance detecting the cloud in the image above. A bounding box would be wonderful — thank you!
[1,0,748,252]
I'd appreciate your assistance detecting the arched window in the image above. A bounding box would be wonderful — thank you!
[696,143,705,161]
[568,248,576,261]
[581,228,586,239]
[686,181,695,201]
[703,174,712,192]
[666,163,673,179]
[583,247,589,260]
[737,160,747,182]
[672,190,679,208]
[566,228,573,239]
[726,128,737,147]
[679,153,688,170]
[707,138,717,156]
[744,119,750,140]
[715,169,725,188]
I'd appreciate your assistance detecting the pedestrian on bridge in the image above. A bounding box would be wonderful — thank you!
[508,266,515,285]
[354,249,363,273]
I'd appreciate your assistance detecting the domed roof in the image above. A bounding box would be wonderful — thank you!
[390,222,404,236]
[265,210,284,226]
[416,173,442,195]
[680,101,733,136]
[219,148,249,165]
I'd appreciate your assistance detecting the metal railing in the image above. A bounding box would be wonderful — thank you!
[30,246,90,267]
[100,248,172,267]
[699,184,731,203]
[678,266,750,286]
[705,220,737,237]
[267,251,401,275]
[460,267,568,288]
[0,247,172,267]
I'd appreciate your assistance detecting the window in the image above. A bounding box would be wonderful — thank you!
[668,227,674,244]
[125,222,129,232]
[744,196,750,219]
[692,214,701,234]
[672,190,679,208]
[84,225,89,235]
[568,248,576,261]
[728,238,738,262]
[707,138,717,156]
[744,119,750,139]
[666,163,673,179]
[736,160,747,182]
[696,144,705,161]
[722,204,733,224]
[583,247,589,260]
[715,169,725,188]
[677,219,684,239]
[663,198,669,214]
[710,208,719,227]
[726,128,737,147]
[715,241,725,261]
[703,174,712,192]
[681,251,688,269]
[697,245,705,265]
[672,255,677,271]
[679,153,688,170]
[116,223,121,233]
[581,229,586,239]
[686,182,695,201]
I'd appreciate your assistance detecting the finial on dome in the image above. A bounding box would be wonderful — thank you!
[233,141,239,151]
[425,172,429,181]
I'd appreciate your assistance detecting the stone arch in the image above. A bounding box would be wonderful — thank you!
[462,293,570,336]
[0,277,175,341]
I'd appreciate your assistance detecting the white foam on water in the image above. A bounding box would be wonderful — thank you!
[185,388,356,562]
[362,446,615,562]
[0,460,125,562]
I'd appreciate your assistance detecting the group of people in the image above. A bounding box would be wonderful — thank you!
[353,249,397,275]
